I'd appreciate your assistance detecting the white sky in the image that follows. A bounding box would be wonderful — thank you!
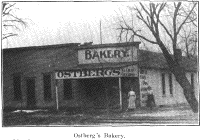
[2,2,134,48]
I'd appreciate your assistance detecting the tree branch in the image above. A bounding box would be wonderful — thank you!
[159,20,173,41]
[2,33,18,40]
[176,3,197,35]
[135,5,155,35]
[2,2,28,40]
[3,24,20,30]
[135,33,158,44]
[139,3,151,16]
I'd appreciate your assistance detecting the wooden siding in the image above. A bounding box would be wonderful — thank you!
[144,69,198,106]
[3,47,80,109]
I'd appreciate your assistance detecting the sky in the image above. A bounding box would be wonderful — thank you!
[2,2,134,48]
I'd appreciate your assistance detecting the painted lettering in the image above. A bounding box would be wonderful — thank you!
[72,71,77,77]
[114,50,121,58]
[107,50,113,58]
[104,69,112,76]
[55,65,138,79]
[64,71,71,78]
[92,51,99,59]
[96,69,103,77]
[57,72,63,78]
[99,50,107,59]
[79,70,83,77]
[90,70,96,76]
[121,49,129,57]
[113,69,121,76]
[84,48,131,60]
[87,69,91,76]
[85,50,92,60]
[83,70,88,77]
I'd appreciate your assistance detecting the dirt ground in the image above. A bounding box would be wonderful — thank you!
[2,105,199,126]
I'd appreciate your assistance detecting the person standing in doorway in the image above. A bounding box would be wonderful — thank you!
[127,88,136,112]
[146,86,156,110]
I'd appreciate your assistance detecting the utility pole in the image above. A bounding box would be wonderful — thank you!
[100,20,102,44]
[119,77,122,111]
[54,51,59,111]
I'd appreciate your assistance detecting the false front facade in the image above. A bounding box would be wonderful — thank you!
[3,42,198,110]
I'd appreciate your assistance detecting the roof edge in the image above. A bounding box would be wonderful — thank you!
[3,43,81,51]
[77,42,141,49]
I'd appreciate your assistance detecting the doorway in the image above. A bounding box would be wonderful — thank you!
[79,77,119,109]
[26,78,36,109]
[121,77,139,110]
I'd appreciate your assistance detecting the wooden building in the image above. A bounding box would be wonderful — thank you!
[2,42,198,110]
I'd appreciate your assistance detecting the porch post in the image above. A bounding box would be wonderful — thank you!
[55,79,59,111]
[119,77,122,110]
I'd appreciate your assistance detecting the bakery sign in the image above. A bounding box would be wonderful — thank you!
[78,46,138,64]
[55,65,138,79]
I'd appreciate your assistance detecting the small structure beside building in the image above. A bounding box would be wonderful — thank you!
[2,42,198,110]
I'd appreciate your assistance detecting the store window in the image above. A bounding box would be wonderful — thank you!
[13,75,22,100]
[63,80,73,100]
[43,73,52,101]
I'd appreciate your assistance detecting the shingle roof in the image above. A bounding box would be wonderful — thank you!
[139,50,198,71]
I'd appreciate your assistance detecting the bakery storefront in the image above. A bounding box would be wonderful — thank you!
[3,42,198,110]
[55,43,140,110]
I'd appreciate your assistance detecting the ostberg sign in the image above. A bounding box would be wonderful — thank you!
[78,46,138,64]
[55,65,138,79]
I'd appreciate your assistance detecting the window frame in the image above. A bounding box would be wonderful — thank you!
[43,73,52,101]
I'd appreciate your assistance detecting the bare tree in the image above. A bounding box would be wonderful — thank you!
[178,27,197,58]
[2,2,27,40]
[177,3,197,58]
[117,2,198,112]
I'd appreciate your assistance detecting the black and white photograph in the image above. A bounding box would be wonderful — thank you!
[1,0,199,131]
